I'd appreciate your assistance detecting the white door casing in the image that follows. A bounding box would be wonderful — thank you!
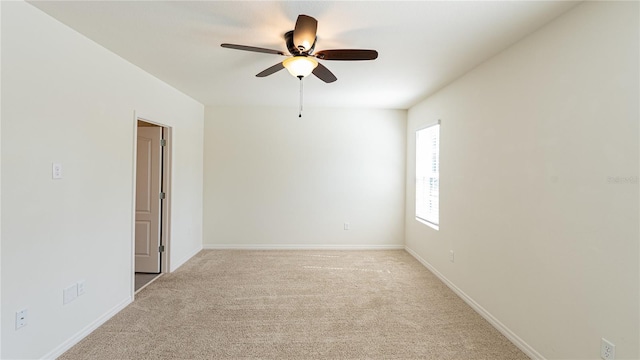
[135,126,162,273]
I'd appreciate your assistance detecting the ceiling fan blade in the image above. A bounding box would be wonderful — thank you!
[293,15,318,52]
[312,63,337,83]
[256,62,285,77]
[221,43,286,56]
[314,49,378,61]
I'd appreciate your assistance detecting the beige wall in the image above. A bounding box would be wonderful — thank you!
[405,2,639,359]
[1,2,204,358]
[204,106,406,249]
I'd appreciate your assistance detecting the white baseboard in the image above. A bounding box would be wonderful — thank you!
[203,244,405,250]
[404,246,544,360]
[170,245,203,272]
[42,296,132,360]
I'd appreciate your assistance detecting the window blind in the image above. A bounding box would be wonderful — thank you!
[416,123,440,227]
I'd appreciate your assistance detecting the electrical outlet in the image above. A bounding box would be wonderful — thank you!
[52,163,63,179]
[601,338,615,360]
[344,222,350,230]
[63,284,78,305]
[15,309,28,330]
[449,250,455,263]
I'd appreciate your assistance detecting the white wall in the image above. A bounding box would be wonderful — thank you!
[204,106,406,249]
[1,2,204,359]
[405,2,638,359]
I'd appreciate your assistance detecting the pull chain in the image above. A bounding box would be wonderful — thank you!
[298,76,303,118]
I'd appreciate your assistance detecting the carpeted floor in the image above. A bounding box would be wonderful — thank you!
[59,250,528,359]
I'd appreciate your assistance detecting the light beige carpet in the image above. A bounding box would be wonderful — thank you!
[60,250,528,359]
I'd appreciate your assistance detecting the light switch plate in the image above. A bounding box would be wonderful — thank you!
[16,309,28,330]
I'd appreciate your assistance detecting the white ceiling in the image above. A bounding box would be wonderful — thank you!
[29,1,579,110]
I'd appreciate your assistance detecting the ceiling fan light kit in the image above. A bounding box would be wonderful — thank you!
[283,56,318,78]
[221,14,378,116]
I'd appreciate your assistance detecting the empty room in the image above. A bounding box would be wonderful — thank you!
[1,1,638,359]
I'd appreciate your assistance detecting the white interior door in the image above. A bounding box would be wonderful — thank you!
[135,126,162,273]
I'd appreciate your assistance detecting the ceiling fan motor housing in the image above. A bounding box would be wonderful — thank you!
[285,30,316,56]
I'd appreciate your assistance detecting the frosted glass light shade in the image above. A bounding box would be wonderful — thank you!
[283,56,318,78]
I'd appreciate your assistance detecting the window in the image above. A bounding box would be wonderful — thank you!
[416,122,440,229]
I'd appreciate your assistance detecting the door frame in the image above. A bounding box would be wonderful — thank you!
[131,113,172,296]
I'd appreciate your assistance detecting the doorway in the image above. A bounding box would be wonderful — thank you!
[134,119,171,293]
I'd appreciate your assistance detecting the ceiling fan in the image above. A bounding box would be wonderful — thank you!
[221,14,378,83]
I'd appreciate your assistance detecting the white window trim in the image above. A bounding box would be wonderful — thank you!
[417,217,439,231]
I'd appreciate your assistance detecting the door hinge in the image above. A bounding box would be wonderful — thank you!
[160,139,166,147]
[159,192,166,199]
[159,245,165,253]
